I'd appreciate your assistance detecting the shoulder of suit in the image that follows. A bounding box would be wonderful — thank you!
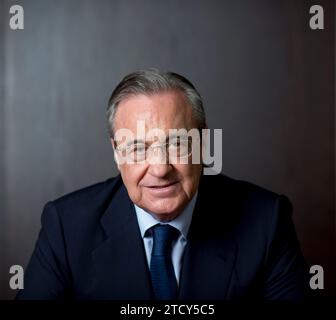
[201,173,280,200]
[200,174,287,224]
[46,175,123,220]
[201,175,291,239]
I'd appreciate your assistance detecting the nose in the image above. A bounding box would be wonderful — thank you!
[146,145,172,178]
[148,163,173,178]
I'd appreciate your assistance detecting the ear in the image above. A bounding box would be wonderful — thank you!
[110,138,121,170]
[200,126,208,162]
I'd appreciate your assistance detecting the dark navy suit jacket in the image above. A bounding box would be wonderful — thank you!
[16,174,307,300]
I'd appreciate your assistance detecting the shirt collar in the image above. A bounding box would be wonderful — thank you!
[134,191,198,240]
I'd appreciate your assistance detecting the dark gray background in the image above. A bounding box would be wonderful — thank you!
[0,0,334,299]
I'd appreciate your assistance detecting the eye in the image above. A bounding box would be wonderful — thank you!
[131,144,146,154]
[170,140,180,148]
[170,139,188,148]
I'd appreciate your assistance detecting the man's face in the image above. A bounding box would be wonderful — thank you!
[111,90,203,221]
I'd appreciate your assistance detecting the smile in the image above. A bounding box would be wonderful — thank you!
[145,181,179,195]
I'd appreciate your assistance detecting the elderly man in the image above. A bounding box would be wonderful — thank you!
[17,69,307,300]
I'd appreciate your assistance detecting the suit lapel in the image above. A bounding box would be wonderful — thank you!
[178,234,237,299]
[178,175,238,300]
[91,181,153,299]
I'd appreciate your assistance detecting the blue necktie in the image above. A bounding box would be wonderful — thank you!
[149,224,179,300]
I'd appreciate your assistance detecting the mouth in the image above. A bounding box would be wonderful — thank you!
[147,181,178,189]
[145,181,179,196]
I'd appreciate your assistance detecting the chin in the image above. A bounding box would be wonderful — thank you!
[146,201,184,221]
[150,211,179,222]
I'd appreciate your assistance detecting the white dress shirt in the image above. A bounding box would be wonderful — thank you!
[134,192,198,285]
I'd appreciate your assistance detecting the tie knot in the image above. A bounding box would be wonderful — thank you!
[151,224,179,256]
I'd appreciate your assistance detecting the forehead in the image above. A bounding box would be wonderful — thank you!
[114,90,197,134]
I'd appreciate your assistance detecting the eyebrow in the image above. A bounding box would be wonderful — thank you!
[167,133,188,140]
[124,133,189,147]
[125,139,145,147]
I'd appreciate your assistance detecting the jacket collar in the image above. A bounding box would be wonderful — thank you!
[92,179,153,299]
[178,175,237,299]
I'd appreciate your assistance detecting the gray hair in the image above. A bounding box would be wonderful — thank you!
[107,69,207,137]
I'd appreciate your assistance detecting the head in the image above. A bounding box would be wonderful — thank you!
[107,69,207,221]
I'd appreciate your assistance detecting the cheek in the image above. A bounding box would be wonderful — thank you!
[174,164,202,194]
[119,165,147,199]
